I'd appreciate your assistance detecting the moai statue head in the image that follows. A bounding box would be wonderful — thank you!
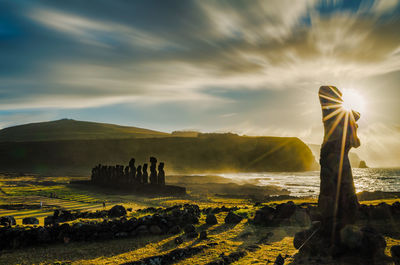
[129,158,135,168]
[150,156,157,164]
[136,165,142,177]
[158,162,164,171]
[142,163,148,183]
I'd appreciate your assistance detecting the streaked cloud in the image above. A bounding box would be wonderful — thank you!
[0,0,399,166]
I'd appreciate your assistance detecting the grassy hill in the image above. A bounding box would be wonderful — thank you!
[0,119,169,142]
[0,120,318,174]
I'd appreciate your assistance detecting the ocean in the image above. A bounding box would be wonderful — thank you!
[218,168,400,197]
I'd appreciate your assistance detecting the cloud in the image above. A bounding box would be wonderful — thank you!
[0,0,399,166]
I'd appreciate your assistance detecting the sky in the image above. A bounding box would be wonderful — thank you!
[0,0,400,167]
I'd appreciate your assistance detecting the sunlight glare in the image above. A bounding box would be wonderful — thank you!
[341,89,365,113]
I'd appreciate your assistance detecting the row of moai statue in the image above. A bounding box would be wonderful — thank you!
[91,157,165,185]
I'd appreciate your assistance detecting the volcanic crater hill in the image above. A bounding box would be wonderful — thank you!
[0,119,318,175]
[0,119,169,142]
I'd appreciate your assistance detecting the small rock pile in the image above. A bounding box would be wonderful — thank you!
[44,205,128,225]
[252,201,311,227]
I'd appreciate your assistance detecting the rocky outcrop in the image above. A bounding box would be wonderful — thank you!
[252,201,311,227]
[224,212,243,224]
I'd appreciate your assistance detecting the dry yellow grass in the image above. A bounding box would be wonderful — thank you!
[1,174,400,265]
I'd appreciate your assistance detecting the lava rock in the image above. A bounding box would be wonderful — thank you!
[391,245,400,265]
[108,205,127,217]
[289,208,311,227]
[274,254,285,265]
[225,211,243,224]
[0,216,16,226]
[199,231,208,240]
[149,225,162,235]
[175,236,183,244]
[168,225,181,234]
[253,205,274,225]
[186,231,199,239]
[360,226,386,257]
[184,224,196,234]
[340,225,363,250]
[275,201,296,220]
[206,214,218,225]
[22,217,39,225]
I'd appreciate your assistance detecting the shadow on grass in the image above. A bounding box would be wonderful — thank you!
[287,251,393,265]
[0,234,173,265]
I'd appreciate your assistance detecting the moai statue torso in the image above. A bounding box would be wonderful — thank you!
[142,163,148,184]
[318,86,360,240]
[158,162,165,185]
[124,166,130,183]
[129,158,136,184]
[149,157,158,184]
[136,165,142,183]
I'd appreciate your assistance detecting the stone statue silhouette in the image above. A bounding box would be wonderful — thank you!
[142,163,148,184]
[318,86,360,241]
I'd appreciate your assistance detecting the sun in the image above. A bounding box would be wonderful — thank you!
[341,89,366,113]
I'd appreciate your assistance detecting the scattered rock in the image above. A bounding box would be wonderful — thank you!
[224,211,243,224]
[199,231,207,240]
[273,254,285,265]
[174,236,183,245]
[149,225,162,235]
[206,214,218,225]
[168,225,181,235]
[22,217,39,225]
[340,225,363,249]
[0,216,16,226]
[186,231,199,239]
[108,205,127,217]
[391,245,400,265]
[184,224,196,234]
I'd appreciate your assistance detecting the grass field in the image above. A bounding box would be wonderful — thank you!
[0,174,400,265]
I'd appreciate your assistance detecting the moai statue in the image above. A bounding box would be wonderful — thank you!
[157,162,165,185]
[149,157,158,184]
[129,158,136,184]
[136,165,142,184]
[124,166,130,183]
[118,165,124,183]
[318,86,360,241]
[91,166,96,183]
[142,163,149,184]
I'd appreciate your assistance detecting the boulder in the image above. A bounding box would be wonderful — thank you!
[22,217,39,225]
[293,228,313,250]
[253,205,274,225]
[275,201,296,220]
[224,212,243,224]
[360,226,386,257]
[186,231,198,239]
[340,225,363,249]
[0,216,16,226]
[149,225,162,235]
[274,254,285,265]
[391,245,400,265]
[199,231,207,240]
[108,205,127,217]
[205,214,218,225]
[371,203,392,220]
[168,225,181,235]
[183,224,196,234]
[289,208,311,227]
[174,236,183,245]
